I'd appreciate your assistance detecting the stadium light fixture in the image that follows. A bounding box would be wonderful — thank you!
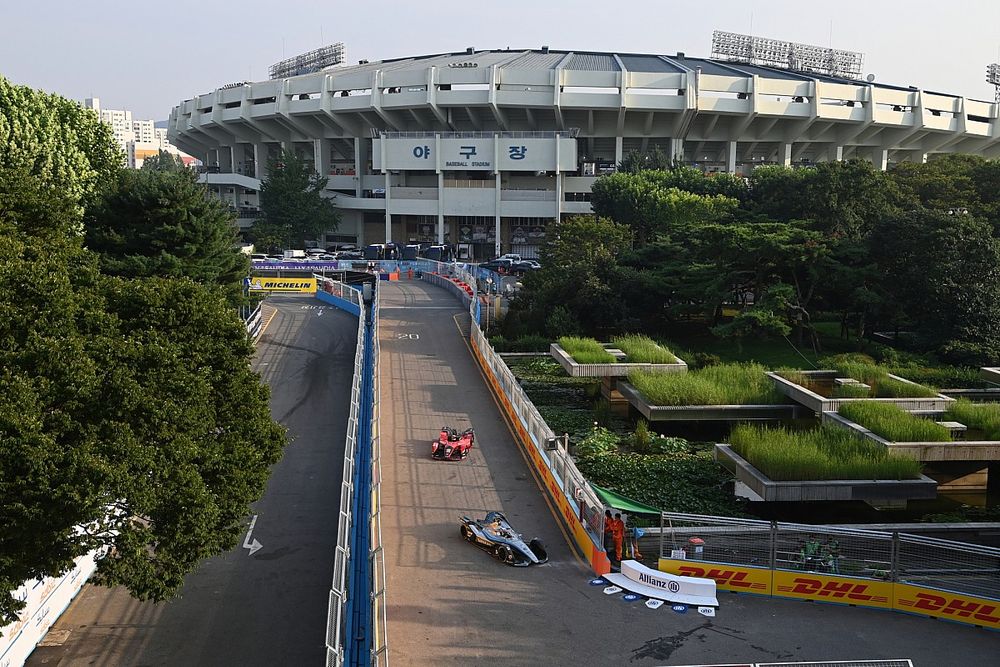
[269,42,345,79]
[711,30,864,80]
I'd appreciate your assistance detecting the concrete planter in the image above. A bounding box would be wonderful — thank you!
[767,370,953,413]
[822,411,1000,463]
[982,367,1000,386]
[617,381,803,422]
[714,444,938,503]
[549,343,687,378]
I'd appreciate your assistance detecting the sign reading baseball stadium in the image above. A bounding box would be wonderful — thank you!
[375,136,577,172]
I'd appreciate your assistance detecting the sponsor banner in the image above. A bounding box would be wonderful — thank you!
[659,558,772,595]
[249,277,317,293]
[893,583,1000,630]
[772,570,893,609]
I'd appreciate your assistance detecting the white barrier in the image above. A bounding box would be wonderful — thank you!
[0,552,98,667]
[604,560,719,607]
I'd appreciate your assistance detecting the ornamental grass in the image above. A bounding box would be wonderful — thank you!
[833,362,938,398]
[629,363,779,406]
[729,424,923,481]
[945,399,1000,440]
[838,401,951,442]
[611,334,678,364]
[557,336,615,364]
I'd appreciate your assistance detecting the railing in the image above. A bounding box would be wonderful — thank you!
[242,300,263,340]
[657,512,1000,630]
[325,281,364,667]
[369,287,388,665]
[378,130,579,138]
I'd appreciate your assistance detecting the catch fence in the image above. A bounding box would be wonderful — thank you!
[658,512,1000,630]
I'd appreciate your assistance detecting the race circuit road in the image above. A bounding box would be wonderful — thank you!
[26,294,356,666]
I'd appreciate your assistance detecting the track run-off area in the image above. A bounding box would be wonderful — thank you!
[20,282,1000,666]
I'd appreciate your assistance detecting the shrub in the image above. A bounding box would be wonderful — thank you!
[491,334,551,353]
[690,352,722,369]
[629,363,780,405]
[631,418,652,453]
[612,334,678,363]
[558,336,616,364]
[838,401,952,442]
[945,399,1000,440]
[729,424,923,481]
[575,426,620,457]
[576,452,743,516]
[648,435,689,455]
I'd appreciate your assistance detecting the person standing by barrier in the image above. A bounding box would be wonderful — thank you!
[603,510,615,559]
[821,537,840,574]
[610,513,626,563]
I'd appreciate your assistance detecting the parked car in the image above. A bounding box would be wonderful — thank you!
[513,260,541,272]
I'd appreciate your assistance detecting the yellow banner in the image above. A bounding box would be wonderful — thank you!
[773,570,893,609]
[659,558,772,594]
[893,583,1000,630]
[249,277,316,293]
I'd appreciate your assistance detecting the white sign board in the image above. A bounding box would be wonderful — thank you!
[375,135,577,172]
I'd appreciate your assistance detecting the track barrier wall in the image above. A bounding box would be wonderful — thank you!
[467,317,611,575]
[657,512,1000,631]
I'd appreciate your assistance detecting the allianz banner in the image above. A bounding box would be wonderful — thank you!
[249,277,317,293]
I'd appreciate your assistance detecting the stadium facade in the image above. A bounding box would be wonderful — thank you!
[168,47,1000,258]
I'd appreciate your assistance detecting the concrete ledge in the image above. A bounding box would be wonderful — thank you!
[982,367,1000,385]
[715,444,938,502]
[603,559,718,606]
[822,411,1000,462]
[768,370,953,413]
[617,381,800,421]
[549,343,687,378]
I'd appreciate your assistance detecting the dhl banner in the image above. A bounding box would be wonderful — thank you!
[893,583,1000,630]
[773,570,893,609]
[249,277,317,293]
[471,337,611,576]
[659,559,772,595]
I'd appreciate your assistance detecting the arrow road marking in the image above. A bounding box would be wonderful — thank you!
[243,514,263,556]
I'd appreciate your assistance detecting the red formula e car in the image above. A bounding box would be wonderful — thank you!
[432,426,475,460]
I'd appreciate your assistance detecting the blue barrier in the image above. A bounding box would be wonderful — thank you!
[316,287,361,316]
[345,289,376,666]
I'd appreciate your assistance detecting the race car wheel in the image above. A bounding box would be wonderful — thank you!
[495,545,512,563]
[461,525,475,542]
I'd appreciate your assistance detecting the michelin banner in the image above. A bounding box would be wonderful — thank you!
[249,277,317,293]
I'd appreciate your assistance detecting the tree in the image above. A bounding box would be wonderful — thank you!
[0,76,121,215]
[141,149,187,172]
[84,168,250,304]
[257,149,340,248]
[870,209,1000,364]
[0,222,286,620]
[618,148,672,173]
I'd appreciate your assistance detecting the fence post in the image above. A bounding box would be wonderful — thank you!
[659,513,665,561]
[891,531,900,583]
[769,521,778,570]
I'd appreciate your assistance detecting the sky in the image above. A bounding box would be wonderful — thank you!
[3,0,999,121]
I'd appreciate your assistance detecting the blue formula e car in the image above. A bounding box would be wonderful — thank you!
[459,511,548,566]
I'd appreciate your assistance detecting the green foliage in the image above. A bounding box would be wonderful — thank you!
[558,336,616,363]
[488,334,550,352]
[141,149,187,172]
[618,148,672,173]
[258,148,340,247]
[831,382,872,398]
[631,419,653,453]
[0,77,121,223]
[84,168,250,304]
[922,504,1000,523]
[944,400,1000,440]
[832,362,939,398]
[838,401,952,442]
[575,426,620,457]
[612,334,677,363]
[729,424,923,481]
[629,363,780,406]
[689,352,722,369]
[576,452,743,516]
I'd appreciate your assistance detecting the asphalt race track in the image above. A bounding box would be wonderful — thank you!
[377,279,1000,667]
[26,294,356,666]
